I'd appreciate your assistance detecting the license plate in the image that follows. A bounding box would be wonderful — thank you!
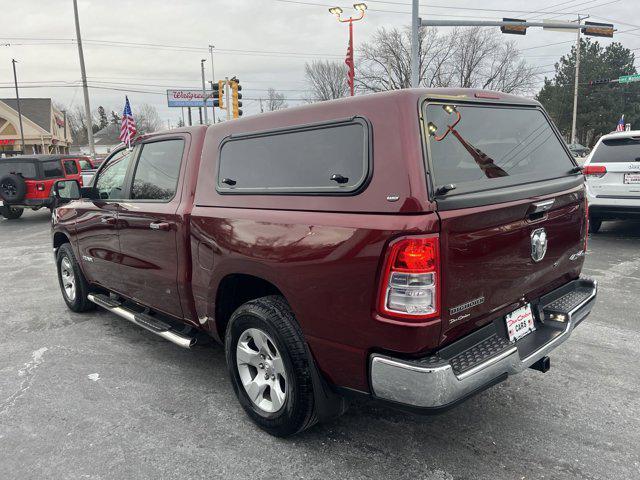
[505,304,536,342]
[624,173,640,184]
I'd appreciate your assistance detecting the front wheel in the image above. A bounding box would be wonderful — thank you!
[56,243,96,312]
[225,296,317,437]
[0,206,24,219]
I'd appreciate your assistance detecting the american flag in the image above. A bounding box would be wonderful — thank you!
[616,114,625,132]
[119,96,137,145]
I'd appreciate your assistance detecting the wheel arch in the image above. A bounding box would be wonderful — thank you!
[213,273,286,341]
[53,231,71,251]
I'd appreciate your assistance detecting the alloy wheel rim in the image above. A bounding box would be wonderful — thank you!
[236,327,288,414]
[60,257,76,302]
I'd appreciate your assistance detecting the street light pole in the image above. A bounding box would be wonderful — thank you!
[209,44,216,123]
[11,59,26,154]
[72,0,95,158]
[329,3,367,96]
[200,59,209,125]
[410,0,420,88]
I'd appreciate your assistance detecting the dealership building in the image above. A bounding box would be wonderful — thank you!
[0,98,72,156]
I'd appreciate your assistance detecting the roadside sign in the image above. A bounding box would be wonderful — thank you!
[619,74,640,84]
[167,89,214,107]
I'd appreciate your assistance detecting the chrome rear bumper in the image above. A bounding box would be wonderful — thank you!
[370,277,597,410]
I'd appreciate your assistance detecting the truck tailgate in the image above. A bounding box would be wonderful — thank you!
[437,188,587,345]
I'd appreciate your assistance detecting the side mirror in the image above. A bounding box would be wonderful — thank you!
[53,179,81,201]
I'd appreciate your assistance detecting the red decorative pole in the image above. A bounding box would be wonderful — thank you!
[329,4,367,97]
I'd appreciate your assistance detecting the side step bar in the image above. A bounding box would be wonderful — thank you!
[88,294,197,349]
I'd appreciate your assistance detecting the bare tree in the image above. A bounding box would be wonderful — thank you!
[357,26,537,95]
[264,88,288,111]
[136,103,162,133]
[304,60,349,102]
[357,26,455,91]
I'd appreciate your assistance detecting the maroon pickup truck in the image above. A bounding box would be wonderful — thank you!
[51,89,597,437]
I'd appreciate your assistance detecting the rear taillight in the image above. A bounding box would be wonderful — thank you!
[378,236,440,320]
[583,165,607,177]
[36,183,45,191]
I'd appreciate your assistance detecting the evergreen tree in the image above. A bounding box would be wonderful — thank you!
[537,39,640,146]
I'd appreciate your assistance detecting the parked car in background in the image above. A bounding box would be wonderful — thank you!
[0,155,83,219]
[51,89,596,437]
[568,143,590,158]
[584,130,640,233]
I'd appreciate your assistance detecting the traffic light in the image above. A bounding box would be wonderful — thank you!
[582,21,614,38]
[231,78,243,119]
[213,80,225,109]
[501,18,527,35]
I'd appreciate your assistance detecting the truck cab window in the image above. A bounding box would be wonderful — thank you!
[130,139,184,201]
[94,149,134,200]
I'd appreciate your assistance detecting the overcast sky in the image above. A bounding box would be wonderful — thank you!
[0,0,638,124]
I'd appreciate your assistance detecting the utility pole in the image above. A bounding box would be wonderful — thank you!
[187,107,192,126]
[11,59,26,153]
[571,15,587,145]
[209,45,216,123]
[410,0,420,88]
[72,0,95,158]
[200,59,209,125]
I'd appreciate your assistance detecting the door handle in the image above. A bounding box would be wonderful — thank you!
[100,216,116,225]
[149,221,171,231]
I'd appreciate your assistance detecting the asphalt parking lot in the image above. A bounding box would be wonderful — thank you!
[1,209,639,480]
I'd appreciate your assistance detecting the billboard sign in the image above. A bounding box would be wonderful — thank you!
[167,89,214,107]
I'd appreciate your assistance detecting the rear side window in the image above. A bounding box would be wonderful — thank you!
[130,139,184,201]
[63,160,79,175]
[424,103,574,193]
[217,118,370,194]
[42,161,64,178]
[591,138,640,163]
[0,162,37,179]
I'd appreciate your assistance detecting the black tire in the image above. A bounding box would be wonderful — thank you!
[0,174,27,203]
[225,295,317,437]
[56,243,96,312]
[589,216,602,234]
[0,206,24,219]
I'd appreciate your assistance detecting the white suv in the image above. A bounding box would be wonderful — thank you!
[584,130,640,233]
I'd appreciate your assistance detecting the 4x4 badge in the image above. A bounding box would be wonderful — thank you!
[531,228,548,263]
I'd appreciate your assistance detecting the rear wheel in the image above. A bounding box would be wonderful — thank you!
[56,243,95,312]
[225,296,317,437]
[0,206,24,219]
[589,216,602,234]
